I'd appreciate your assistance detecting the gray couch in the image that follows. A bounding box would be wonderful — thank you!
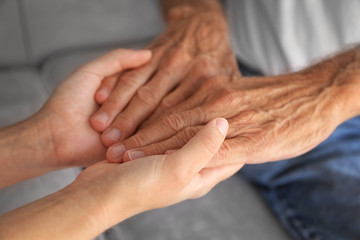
[0,1,292,239]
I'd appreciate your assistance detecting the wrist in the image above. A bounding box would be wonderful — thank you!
[68,169,139,231]
[167,6,226,24]
[163,0,225,23]
[0,184,106,240]
[0,114,57,188]
[343,73,360,118]
[59,184,110,236]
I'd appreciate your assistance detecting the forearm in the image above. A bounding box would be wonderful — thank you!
[0,114,56,188]
[0,185,108,240]
[301,45,360,121]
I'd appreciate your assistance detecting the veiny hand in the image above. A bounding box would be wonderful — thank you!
[35,49,151,168]
[72,118,243,229]
[90,10,239,147]
[106,59,359,167]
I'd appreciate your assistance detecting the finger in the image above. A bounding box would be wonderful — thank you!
[139,84,208,130]
[121,126,201,162]
[106,107,209,162]
[165,118,229,178]
[76,49,151,80]
[90,61,157,133]
[188,163,244,199]
[95,75,118,104]
[101,63,185,146]
[144,75,203,127]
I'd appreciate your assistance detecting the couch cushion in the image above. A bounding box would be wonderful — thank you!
[22,0,165,64]
[0,168,81,215]
[40,42,148,93]
[0,68,48,126]
[0,0,27,66]
[101,174,292,240]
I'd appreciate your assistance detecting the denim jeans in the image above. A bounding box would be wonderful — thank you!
[238,62,360,240]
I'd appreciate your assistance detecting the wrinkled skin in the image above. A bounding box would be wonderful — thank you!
[90,11,240,147]
[106,50,360,167]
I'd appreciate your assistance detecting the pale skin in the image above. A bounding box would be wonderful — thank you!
[95,0,360,166]
[0,49,242,239]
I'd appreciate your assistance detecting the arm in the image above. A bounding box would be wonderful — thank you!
[0,119,242,240]
[0,49,151,189]
[0,118,55,188]
[0,187,105,240]
[107,46,360,165]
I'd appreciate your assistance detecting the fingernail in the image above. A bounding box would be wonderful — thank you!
[128,150,145,161]
[109,144,126,160]
[93,112,109,125]
[215,118,228,137]
[103,128,121,142]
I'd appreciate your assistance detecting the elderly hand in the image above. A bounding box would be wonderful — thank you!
[106,48,360,167]
[90,8,239,147]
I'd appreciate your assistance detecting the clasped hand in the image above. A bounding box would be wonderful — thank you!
[96,49,359,169]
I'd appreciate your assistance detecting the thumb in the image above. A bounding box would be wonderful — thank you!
[74,49,152,81]
[166,118,228,177]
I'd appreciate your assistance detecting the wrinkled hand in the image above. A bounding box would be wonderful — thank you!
[90,11,239,147]
[106,66,355,167]
[36,49,151,168]
[72,119,243,228]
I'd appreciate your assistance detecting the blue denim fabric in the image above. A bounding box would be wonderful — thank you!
[237,61,360,240]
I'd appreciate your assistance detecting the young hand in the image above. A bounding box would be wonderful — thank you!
[34,49,152,169]
[71,118,243,231]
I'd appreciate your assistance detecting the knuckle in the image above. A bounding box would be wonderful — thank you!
[162,113,184,132]
[120,70,144,87]
[150,143,166,155]
[218,89,237,107]
[73,65,99,79]
[126,132,147,148]
[135,86,158,105]
[114,112,133,128]
[200,76,223,91]
[104,96,122,109]
[195,57,216,76]
[180,127,199,142]
[219,141,232,159]
[160,96,175,109]
[167,49,187,67]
